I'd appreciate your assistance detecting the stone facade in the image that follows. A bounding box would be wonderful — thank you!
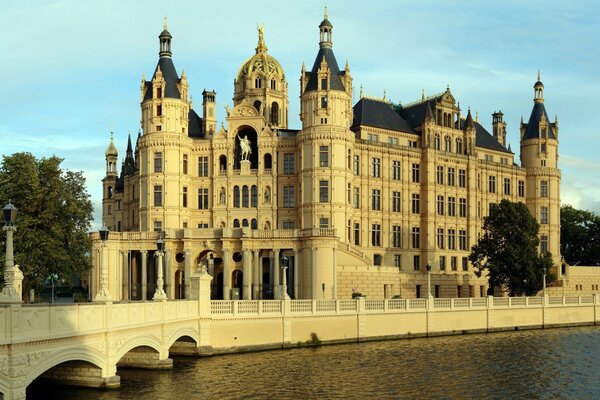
[93,13,565,301]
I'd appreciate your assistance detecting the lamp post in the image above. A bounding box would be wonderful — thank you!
[543,266,547,297]
[0,202,23,303]
[281,255,290,299]
[426,262,433,299]
[94,225,112,302]
[153,238,167,301]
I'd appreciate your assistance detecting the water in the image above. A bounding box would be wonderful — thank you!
[28,326,600,399]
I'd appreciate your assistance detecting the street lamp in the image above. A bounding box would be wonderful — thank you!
[153,238,167,301]
[94,225,113,302]
[281,255,290,299]
[426,262,433,299]
[0,201,23,303]
[543,266,547,297]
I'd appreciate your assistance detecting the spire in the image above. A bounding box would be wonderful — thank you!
[537,69,541,82]
[319,6,333,48]
[324,5,328,20]
[255,23,268,53]
[421,89,425,101]
[465,108,475,130]
[360,84,363,98]
[159,18,173,58]
[424,101,434,122]
[126,132,133,155]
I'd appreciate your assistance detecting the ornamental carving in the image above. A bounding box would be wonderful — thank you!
[232,105,258,117]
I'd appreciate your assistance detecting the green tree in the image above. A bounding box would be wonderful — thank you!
[0,153,93,300]
[469,199,553,296]
[560,205,600,266]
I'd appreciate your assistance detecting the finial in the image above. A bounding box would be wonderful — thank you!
[190,94,193,108]
[110,131,114,141]
[141,72,145,81]
[324,5,328,20]
[447,84,450,91]
[345,59,349,71]
[421,89,425,101]
[383,89,387,101]
[164,16,167,30]
[537,69,541,82]
[360,84,363,98]
[255,23,267,53]
[475,110,479,122]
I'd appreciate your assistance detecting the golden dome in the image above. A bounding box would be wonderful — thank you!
[105,133,118,157]
[236,25,284,81]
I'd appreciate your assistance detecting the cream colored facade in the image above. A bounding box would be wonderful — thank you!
[95,14,563,302]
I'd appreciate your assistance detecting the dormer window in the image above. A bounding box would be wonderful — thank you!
[271,79,276,90]
[156,87,162,98]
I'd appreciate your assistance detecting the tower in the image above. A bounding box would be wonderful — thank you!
[202,89,216,134]
[102,132,119,230]
[520,71,561,272]
[492,111,506,147]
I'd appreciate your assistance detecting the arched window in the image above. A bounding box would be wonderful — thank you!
[434,134,440,150]
[251,185,258,207]
[264,153,272,170]
[270,102,279,125]
[271,79,276,90]
[251,219,258,229]
[253,100,262,112]
[242,185,249,208]
[456,138,463,154]
[219,155,227,172]
[233,219,240,228]
[242,219,249,227]
[255,77,262,88]
[444,136,452,152]
[108,186,113,199]
[233,186,240,208]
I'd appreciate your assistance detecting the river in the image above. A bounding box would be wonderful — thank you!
[28,326,600,399]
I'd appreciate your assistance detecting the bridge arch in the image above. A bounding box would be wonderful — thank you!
[113,334,163,363]
[165,328,200,350]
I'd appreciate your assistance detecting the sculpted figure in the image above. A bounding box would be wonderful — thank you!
[238,133,252,161]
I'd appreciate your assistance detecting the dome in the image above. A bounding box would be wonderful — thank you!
[236,26,285,82]
[105,134,118,157]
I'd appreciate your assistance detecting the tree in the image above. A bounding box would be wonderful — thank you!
[560,205,600,266]
[0,153,93,300]
[469,199,553,296]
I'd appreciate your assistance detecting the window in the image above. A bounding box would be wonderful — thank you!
[321,78,327,90]
[541,181,548,197]
[444,136,451,152]
[354,223,360,246]
[372,158,381,178]
[518,180,525,197]
[412,163,420,183]
[413,255,420,271]
[541,143,547,153]
[459,198,467,218]
[233,186,240,208]
[251,186,258,207]
[198,156,209,177]
[271,79,277,90]
[319,218,329,228]
[242,186,249,208]
[255,77,262,88]
[411,193,420,214]
[354,188,360,208]
[157,104,162,116]
[319,180,329,202]
[437,195,444,215]
[448,229,456,250]
[394,254,401,268]
[541,207,548,224]
[283,221,295,229]
[198,188,209,209]
[368,133,379,142]
[153,220,162,232]
[319,146,329,167]
[283,153,295,174]
[371,224,381,246]
[437,166,444,185]
[437,228,444,249]
[153,185,162,206]
[372,189,381,210]
[478,201,481,218]
[353,155,360,175]
[541,160,546,167]
[456,138,463,154]
[348,184,351,204]
[392,161,401,180]
[392,191,401,212]
[447,167,455,186]
[411,227,420,249]
[434,134,440,150]
[504,178,511,196]
[320,96,328,108]
[392,225,402,248]
[270,102,279,124]
[156,87,162,98]
[154,152,163,173]
[540,235,548,253]
[459,169,466,188]
[439,256,446,271]
[374,254,382,266]
[448,197,456,217]
[107,205,112,215]
[182,187,188,208]
[462,257,468,271]
[283,186,295,208]
[388,137,399,145]
[459,230,467,250]
[489,176,496,193]
[451,256,457,271]
[485,154,493,162]
[183,154,188,174]
[156,125,162,131]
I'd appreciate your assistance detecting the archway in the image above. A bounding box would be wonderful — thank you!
[234,126,258,169]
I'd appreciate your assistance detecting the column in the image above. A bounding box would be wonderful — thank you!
[165,250,172,300]
[222,248,230,300]
[312,247,318,299]
[253,250,260,299]
[273,249,280,299]
[122,251,129,300]
[94,242,112,302]
[293,249,300,299]
[269,253,274,296]
[242,249,251,300]
[184,248,192,299]
[141,250,148,301]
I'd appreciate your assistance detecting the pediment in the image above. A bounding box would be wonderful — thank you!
[230,104,259,117]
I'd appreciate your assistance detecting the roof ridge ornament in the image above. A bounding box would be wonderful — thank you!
[164,16,167,30]
[256,23,267,53]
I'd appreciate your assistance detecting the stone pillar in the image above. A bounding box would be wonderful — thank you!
[294,249,300,299]
[222,248,230,300]
[188,264,214,355]
[122,251,129,301]
[242,248,251,300]
[153,250,167,301]
[141,250,148,301]
[94,242,112,302]
[253,250,260,299]
[165,250,172,299]
[273,249,280,299]
[184,248,192,299]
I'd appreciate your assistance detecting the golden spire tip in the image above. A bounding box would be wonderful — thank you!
[164,16,167,30]
[324,5,328,19]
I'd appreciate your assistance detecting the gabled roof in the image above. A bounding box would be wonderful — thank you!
[523,102,556,140]
[397,98,440,129]
[188,109,204,138]
[305,47,345,92]
[352,98,414,133]
[143,57,181,101]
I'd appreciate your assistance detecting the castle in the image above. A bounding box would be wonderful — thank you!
[93,12,562,301]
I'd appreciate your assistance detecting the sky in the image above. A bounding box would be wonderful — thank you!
[1,0,599,229]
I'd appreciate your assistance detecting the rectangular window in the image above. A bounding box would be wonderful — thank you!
[183,154,188,174]
[388,137,399,145]
[321,78,327,90]
[462,257,469,271]
[448,229,456,250]
[489,176,496,193]
[283,221,295,229]
[392,191,401,212]
[392,225,402,248]
[353,155,360,175]
[319,180,329,202]
[368,133,379,142]
[459,198,467,218]
[354,222,360,246]
[394,254,401,269]
[198,188,209,209]
[198,156,209,177]
[459,229,467,250]
[439,255,446,271]
[412,193,420,214]
[372,158,381,178]
[283,153,295,174]
[371,224,381,246]
[541,181,548,197]
[411,227,420,249]
[153,185,162,206]
[504,178,511,196]
[413,255,420,271]
[154,152,163,173]
[437,166,444,185]
[459,169,466,188]
[541,206,548,224]
[447,167,455,186]
[451,256,457,271]
[412,163,420,183]
[353,187,360,208]
[283,186,295,208]
[157,104,162,116]
[437,228,444,249]
[541,234,549,253]
[319,217,329,228]
[437,195,444,215]
[372,189,381,210]
[319,146,329,167]
[321,96,328,108]
[182,187,188,208]
[518,180,525,197]
[392,161,401,180]
[153,220,162,232]
[448,197,456,217]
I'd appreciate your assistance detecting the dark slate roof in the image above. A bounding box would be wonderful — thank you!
[458,119,512,153]
[278,129,300,138]
[319,18,333,28]
[523,102,556,140]
[115,170,125,192]
[351,98,414,133]
[143,57,181,101]
[397,99,439,129]
[305,47,345,92]
[188,109,204,138]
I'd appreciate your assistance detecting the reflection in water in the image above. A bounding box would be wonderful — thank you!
[29,326,600,399]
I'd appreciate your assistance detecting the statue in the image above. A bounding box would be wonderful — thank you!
[264,186,271,203]
[219,187,226,204]
[238,133,252,161]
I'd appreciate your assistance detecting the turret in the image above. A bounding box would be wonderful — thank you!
[492,110,506,147]
[105,132,118,177]
[202,89,217,134]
